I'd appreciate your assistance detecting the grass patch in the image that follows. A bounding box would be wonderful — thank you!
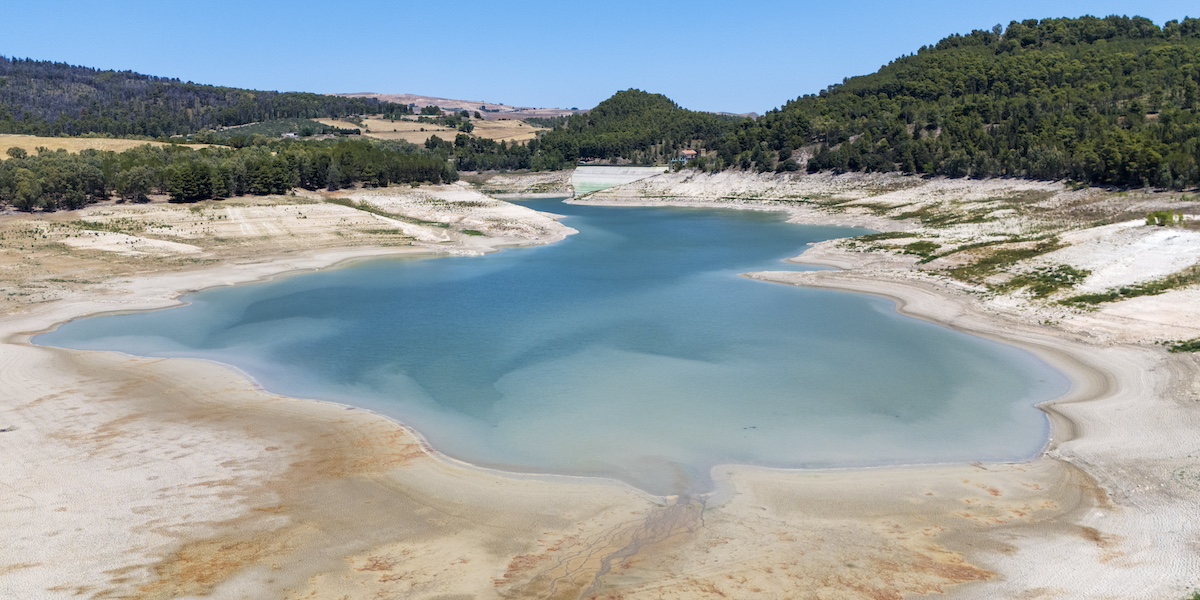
[902,240,940,257]
[1003,264,1091,298]
[420,198,490,208]
[853,201,903,216]
[945,239,1063,282]
[1146,210,1185,226]
[1062,264,1200,306]
[1169,338,1200,353]
[893,203,995,226]
[918,239,1005,264]
[324,197,449,228]
[461,229,486,236]
[360,228,410,235]
[894,194,1048,227]
[855,231,917,242]
[209,118,342,141]
[860,180,922,195]
[809,197,856,209]
[325,196,392,217]
[1001,190,1055,205]
[66,218,148,235]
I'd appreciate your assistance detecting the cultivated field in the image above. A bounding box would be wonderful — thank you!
[0,134,211,158]
[469,118,543,142]
[316,116,545,145]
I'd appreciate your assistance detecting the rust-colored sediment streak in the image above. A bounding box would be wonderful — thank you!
[56,347,1094,600]
[41,350,437,598]
[0,563,41,576]
[287,418,430,480]
[488,491,994,600]
[496,499,702,600]
[138,532,289,599]
[129,419,422,597]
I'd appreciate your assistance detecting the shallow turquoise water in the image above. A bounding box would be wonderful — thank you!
[38,199,1067,495]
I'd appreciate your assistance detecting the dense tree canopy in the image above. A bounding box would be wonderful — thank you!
[0,57,412,138]
[712,16,1200,188]
[534,90,738,166]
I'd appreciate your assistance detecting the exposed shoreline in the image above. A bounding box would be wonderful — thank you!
[723,269,1198,598]
[2,179,1197,598]
[570,177,1200,597]
[29,206,1062,499]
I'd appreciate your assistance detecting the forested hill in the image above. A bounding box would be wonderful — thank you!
[534,90,738,165]
[0,57,412,138]
[710,16,1200,189]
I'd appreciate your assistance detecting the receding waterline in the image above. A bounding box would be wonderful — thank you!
[36,199,1069,495]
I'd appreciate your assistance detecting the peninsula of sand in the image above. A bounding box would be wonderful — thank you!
[2,167,1198,599]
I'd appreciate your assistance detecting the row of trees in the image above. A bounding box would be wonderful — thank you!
[427,134,571,171]
[0,139,455,211]
[709,16,1200,188]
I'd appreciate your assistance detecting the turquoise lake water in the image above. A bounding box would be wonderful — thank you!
[37,199,1068,495]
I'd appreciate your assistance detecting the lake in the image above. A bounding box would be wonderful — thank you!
[37,199,1068,495]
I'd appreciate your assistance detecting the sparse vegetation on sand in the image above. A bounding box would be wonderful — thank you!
[1062,264,1200,307]
[1003,264,1092,298]
[577,169,1200,343]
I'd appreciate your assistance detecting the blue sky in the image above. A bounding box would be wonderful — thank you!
[0,1,1194,114]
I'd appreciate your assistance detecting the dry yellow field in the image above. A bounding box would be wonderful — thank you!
[1,116,543,159]
[469,118,543,143]
[365,117,458,144]
[316,116,545,145]
[0,134,211,158]
[313,118,363,131]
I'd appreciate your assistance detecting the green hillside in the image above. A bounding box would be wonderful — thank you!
[709,15,1200,188]
[535,90,738,165]
[420,89,739,171]
[0,56,412,138]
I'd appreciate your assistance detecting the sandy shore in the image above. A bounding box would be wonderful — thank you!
[570,172,1200,597]
[2,176,1198,598]
[741,270,1200,599]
